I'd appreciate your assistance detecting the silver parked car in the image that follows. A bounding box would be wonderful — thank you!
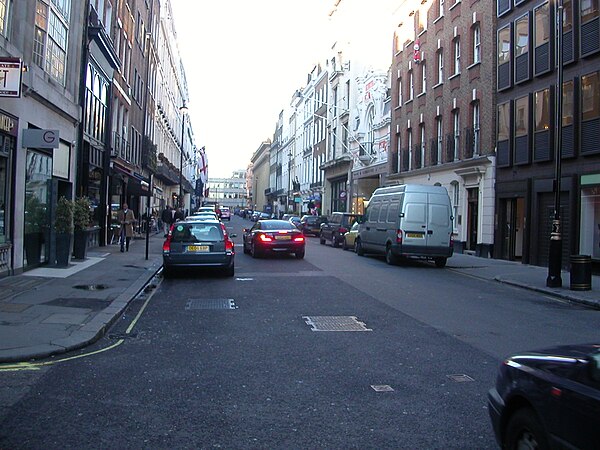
[162,219,236,277]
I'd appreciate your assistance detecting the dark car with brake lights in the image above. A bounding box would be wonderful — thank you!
[162,219,236,277]
[488,343,600,450]
[242,219,305,258]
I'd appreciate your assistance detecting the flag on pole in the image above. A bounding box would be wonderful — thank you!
[198,146,208,184]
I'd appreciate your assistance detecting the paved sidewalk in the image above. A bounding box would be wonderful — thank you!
[446,253,599,310]
[0,233,164,363]
[0,241,597,363]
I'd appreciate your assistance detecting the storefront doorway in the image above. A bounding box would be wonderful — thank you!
[24,150,52,268]
[502,197,525,261]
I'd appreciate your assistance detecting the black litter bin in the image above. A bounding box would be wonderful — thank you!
[570,255,592,291]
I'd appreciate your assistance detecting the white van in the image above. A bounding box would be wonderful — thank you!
[356,184,454,267]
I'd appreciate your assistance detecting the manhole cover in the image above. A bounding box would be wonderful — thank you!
[446,374,475,382]
[185,298,237,310]
[73,284,108,291]
[371,385,394,392]
[303,316,372,332]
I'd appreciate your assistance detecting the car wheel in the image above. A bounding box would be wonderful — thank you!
[162,266,173,278]
[250,242,261,258]
[295,249,305,259]
[332,234,340,248]
[385,245,398,265]
[319,233,326,245]
[242,240,249,254]
[434,257,447,268]
[505,408,549,450]
[224,263,234,277]
[356,239,365,256]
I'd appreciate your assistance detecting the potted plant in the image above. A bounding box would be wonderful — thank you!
[72,196,91,260]
[24,194,46,265]
[54,196,73,267]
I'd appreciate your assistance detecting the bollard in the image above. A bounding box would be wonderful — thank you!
[570,255,592,291]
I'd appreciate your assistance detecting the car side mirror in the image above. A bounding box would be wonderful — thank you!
[589,353,600,382]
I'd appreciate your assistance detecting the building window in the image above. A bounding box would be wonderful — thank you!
[408,70,414,100]
[515,97,529,137]
[515,15,529,57]
[0,0,10,37]
[472,102,480,155]
[453,38,461,75]
[564,0,573,32]
[407,128,413,170]
[418,10,427,34]
[563,80,574,126]
[497,25,511,89]
[397,76,403,106]
[472,24,481,64]
[437,50,444,84]
[534,4,550,48]
[33,0,69,85]
[419,124,426,168]
[579,186,600,260]
[497,102,511,166]
[534,88,551,160]
[581,71,600,154]
[453,110,460,160]
[581,0,599,23]
[421,61,427,93]
[439,0,445,17]
[436,116,443,164]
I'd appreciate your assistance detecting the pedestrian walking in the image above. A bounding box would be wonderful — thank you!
[161,205,172,236]
[174,207,185,222]
[117,203,136,252]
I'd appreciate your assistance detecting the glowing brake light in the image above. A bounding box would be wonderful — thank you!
[258,233,273,242]
[162,235,171,252]
[225,238,234,251]
[396,229,403,244]
[293,235,305,243]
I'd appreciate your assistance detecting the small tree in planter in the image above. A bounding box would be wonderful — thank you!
[24,195,47,265]
[72,197,91,259]
[54,196,73,267]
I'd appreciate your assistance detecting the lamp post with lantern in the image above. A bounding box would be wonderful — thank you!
[179,103,188,210]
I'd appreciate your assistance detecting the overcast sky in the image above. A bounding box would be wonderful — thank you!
[170,0,332,179]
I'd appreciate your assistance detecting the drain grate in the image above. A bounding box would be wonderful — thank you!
[303,316,372,332]
[446,374,475,382]
[185,298,237,310]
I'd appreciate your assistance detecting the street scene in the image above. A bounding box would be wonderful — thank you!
[1,215,598,448]
[1,0,600,448]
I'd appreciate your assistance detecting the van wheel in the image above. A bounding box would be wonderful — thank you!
[356,239,365,256]
[434,257,447,268]
[385,246,398,265]
[332,234,340,248]
[319,234,326,245]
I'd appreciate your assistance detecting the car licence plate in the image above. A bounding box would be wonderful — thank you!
[187,245,209,252]
[275,235,291,240]
[406,233,424,238]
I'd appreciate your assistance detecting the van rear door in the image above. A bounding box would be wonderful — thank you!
[401,193,428,250]
[427,193,452,250]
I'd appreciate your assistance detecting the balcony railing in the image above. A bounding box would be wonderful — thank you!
[111,132,132,162]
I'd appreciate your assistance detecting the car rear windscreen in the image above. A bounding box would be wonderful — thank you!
[171,223,223,242]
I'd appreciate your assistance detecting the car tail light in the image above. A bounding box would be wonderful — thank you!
[162,235,172,252]
[225,238,234,252]
[258,233,273,242]
[293,235,305,243]
[220,222,228,236]
[396,229,403,244]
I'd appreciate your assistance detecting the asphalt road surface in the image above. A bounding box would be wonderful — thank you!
[1,215,598,449]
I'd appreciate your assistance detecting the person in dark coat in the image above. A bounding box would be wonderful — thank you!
[161,206,172,236]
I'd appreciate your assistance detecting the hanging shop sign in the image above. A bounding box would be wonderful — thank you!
[22,129,59,149]
[0,58,23,98]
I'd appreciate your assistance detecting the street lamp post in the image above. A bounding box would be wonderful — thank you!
[179,103,188,210]
[547,1,564,287]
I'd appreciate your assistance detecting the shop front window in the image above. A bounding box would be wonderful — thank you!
[580,186,600,259]
[24,150,52,267]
